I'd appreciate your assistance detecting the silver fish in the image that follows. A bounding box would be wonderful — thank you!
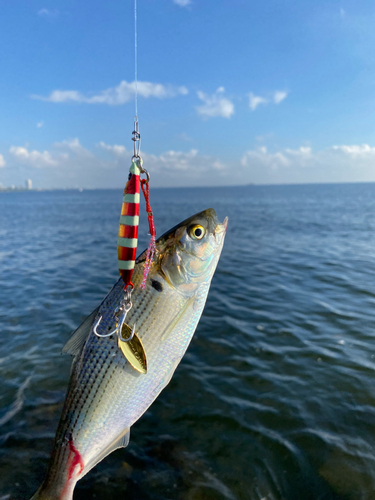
[31,208,227,500]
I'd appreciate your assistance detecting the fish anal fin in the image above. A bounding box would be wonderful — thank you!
[82,429,130,478]
[62,308,99,356]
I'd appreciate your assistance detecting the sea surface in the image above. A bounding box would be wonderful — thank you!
[1,184,375,500]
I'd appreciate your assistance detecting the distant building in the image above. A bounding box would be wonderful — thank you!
[26,179,32,190]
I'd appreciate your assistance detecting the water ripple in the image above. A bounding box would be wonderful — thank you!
[2,185,375,499]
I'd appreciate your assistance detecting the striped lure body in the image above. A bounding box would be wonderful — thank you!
[117,160,141,287]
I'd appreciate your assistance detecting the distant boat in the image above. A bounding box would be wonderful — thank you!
[78,188,83,192]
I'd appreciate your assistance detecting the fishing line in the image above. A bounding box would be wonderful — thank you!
[134,0,138,120]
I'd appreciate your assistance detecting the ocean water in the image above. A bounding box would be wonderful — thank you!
[1,184,375,500]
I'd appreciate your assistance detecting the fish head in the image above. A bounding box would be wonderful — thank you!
[157,208,228,294]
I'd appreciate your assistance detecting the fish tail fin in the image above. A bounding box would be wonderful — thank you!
[30,481,75,500]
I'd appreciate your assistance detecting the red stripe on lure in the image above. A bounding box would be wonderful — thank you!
[118,224,138,239]
[118,246,137,262]
[117,160,141,288]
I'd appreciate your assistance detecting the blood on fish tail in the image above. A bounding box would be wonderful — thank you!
[59,435,84,500]
[67,437,84,479]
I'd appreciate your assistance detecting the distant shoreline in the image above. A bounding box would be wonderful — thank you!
[0,188,43,193]
[3,181,375,192]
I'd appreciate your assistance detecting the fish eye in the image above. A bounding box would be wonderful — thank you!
[189,224,205,240]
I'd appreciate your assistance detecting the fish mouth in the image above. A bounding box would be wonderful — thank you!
[216,216,228,234]
[213,216,228,245]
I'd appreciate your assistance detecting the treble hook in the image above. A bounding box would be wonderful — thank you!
[93,291,134,340]
[92,315,116,338]
[118,322,136,343]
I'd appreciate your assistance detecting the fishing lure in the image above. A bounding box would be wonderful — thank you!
[118,122,156,291]
[93,120,156,374]
[117,158,141,289]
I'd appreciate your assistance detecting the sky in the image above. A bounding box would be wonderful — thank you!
[1,0,375,188]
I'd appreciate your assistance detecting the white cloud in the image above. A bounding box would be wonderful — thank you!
[37,90,82,103]
[177,132,192,142]
[37,121,44,128]
[100,141,202,171]
[284,146,312,157]
[146,149,199,170]
[241,145,314,171]
[241,146,290,170]
[0,154,5,168]
[273,90,288,104]
[100,141,226,186]
[240,143,375,184]
[7,138,228,188]
[173,0,191,6]
[7,139,375,188]
[8,139,99,171]
[32,81,189,106]
[249,93,268,111]
[99,141,127,157]
[196,87,234,119]
[54,138,93,157]
[9,146,57,168]
[249,90,288,110]
[332,144,375,155]
[38,8,58,17]
[255,133,274,142]
[7,139,120,191]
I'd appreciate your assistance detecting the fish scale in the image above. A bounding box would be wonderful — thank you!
[31,208,227,500]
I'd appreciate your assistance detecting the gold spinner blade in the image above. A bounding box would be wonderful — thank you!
[118,323,147,374]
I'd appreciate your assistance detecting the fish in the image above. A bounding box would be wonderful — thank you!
[31,208,228,500]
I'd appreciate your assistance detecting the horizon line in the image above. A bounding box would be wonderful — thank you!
[3,180,375,192]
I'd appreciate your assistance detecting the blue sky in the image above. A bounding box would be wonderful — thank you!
[1,0,375,188]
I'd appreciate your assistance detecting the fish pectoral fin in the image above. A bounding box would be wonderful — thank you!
[82,429,131,478]
[161,295,196,341]
[62,307,99,356]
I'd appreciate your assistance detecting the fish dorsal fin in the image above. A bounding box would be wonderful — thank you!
[81,429,130,478]
[62,307,99,356]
